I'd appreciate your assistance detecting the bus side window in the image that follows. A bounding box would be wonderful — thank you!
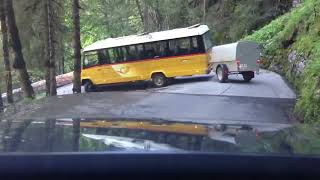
[121,47,129,62]
[190,37,199,54]
[126,45,137,61]
[136,44,145,60]
[97,49,109,65]
[144,43,155,59]
[168,39,178,57]
[197,36,206,53]
[114,47,124,63]
[151,41,166,58]
[153,42,160,58]
[158,41,168,58]
[162,40,171,57]
[177,38,190,56]
[107,48,117,64]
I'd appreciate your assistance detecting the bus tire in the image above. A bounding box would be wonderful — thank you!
[216,65,228,83]
[84,80,95,93]
[152,73,168,88]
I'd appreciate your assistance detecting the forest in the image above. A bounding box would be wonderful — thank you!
[0,1,294,109]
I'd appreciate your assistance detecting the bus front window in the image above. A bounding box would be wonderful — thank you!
[203,31,213,50]
[83,52,99,68]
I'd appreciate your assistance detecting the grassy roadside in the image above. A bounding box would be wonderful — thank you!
[245,0,320,123]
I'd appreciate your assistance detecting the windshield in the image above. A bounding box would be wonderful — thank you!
[83,51,99,68]
[0,0,319,159]
[203,31,214,50]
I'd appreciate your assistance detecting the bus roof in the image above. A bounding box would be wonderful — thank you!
[83,25,210,52]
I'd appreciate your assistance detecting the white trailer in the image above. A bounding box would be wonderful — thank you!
[209,41,261,83]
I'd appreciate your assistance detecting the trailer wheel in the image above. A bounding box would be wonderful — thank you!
[216,65,228,83]
[242,71,254,82]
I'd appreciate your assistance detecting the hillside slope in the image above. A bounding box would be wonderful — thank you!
[245,0,320,123]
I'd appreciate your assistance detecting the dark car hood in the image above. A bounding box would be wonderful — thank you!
[0,118,318,155]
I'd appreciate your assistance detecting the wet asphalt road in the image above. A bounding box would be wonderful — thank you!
[27,70,297,125]
[28,91,295,125]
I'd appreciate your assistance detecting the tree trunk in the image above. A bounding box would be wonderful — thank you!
[0,0,13,103]
[1,119,12,152]
[57,58,61,75]
[7,119,33,152]
[72,0,82,94]
[72,118,80,151]
[61,55,65,74]
[203,0,207,23]
[44,0,51,96]
[5,0,34,99]
[45,119,56,152]
[135,0,144,26]
[0,87,3,112]
[47,0,57,96]
[44,0,57,96]
[154,0,163,30]
[59,31,65,75]
[142,0,149,32]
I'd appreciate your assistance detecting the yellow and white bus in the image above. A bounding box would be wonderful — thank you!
[81,24,213,92]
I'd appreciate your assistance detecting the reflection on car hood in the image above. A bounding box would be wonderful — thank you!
[82,134,180,151]
[0,118,318,155]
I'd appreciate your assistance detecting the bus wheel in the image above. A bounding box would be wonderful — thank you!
[216,65,228,83]
[152,73,168,88]
[84,80,95,92]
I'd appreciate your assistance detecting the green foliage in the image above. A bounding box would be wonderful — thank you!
[296,59,320,123]
[252,125,320,154]
[79,0,143,46]
[245,15,288,43]
[245,0,320,123]
[245,15,288,68]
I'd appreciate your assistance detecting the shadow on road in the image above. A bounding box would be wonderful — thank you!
[94,76,214,92]
[172,76,213,85]
[227,79,249,84]
[94,82,148,92]
[226,75,263,85]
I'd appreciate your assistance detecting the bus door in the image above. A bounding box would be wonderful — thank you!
[92,49,121,84]
[175,38,195,75]
[175,36,207,75]
[108,47,141,83]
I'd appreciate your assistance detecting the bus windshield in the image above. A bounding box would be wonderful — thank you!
[83,51,99,68]
[203,31,213,50]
